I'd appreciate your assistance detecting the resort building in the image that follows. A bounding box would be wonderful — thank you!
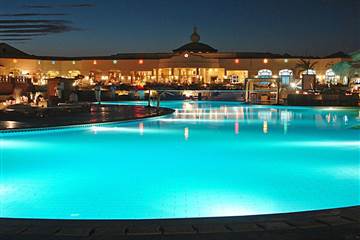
[0,28,357,94]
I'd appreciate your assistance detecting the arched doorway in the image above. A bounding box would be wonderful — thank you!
[46,71,60,78]
[325,69,337,85]
[68,70,81,78]
[279,69,293,85]
[257,69,272,79]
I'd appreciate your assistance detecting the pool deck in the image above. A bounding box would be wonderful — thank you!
[0,206,358,240]
[0,104,174,132]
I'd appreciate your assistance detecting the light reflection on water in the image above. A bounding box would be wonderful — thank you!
[0,101,359,220]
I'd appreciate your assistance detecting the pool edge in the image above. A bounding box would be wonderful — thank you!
[0,205,358,239]
[0,106,175,134]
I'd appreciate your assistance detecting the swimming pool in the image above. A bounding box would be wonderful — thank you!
[0,101,359,220]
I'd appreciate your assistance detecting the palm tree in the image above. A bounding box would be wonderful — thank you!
[295,59,318,75]
[295,59,319,90]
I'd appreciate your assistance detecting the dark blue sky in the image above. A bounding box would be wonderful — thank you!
[0,0,359,57]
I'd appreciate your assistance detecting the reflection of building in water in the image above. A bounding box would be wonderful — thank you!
[235,122,239,135]
[172,103,354,131]
[263,121,269,134]
[314,109,356,128]
[280,110,291,134]
[0,28,352,93]
[258,110,273,121]
[175,104,249,122]
[184,127,189,140]
[139,122,144,135]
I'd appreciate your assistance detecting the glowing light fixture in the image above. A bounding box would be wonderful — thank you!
[235,59,240,64]
[263,59,268,64]
[184,53,189,58]
[284,59,288,63]
[93,60,97,65]
[113,60,117,64]
[138,59,144,64]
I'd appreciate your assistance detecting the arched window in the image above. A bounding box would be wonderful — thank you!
[68,70,81,78]
[279,69,293,85]
[258,69,272,78]
[325,69,336,84]
[47,71,60,78]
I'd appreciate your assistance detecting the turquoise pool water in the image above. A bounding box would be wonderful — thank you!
[0,101,359,220]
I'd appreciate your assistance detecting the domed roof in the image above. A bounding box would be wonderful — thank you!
[173,27,218,53]
[173,42,218,53]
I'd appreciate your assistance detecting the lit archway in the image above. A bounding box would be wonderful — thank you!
[257,69,272,79]
[279,69,293,85]
[68,70,81,78]
[46,71,60,78]
[325,69,337,84]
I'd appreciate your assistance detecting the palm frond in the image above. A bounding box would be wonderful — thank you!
[309,61,318,69]
[295,59,317,72]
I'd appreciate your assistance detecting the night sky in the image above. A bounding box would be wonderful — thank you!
[0,0,359,57]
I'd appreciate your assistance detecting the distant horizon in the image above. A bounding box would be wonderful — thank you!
[0,41,356,59]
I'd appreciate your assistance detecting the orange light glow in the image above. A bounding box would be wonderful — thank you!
[139,122,144,135]
[93,60,97,65]
[263,121,268,134]
[235,59,240,64]
[235,122,239,135]
[263,59,268,64]
[139,59,144,64]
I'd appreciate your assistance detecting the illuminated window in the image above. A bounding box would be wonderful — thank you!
[325,69,336,84]
[38,60,41,65]
[258,69,272,78]
[279,69,293,85]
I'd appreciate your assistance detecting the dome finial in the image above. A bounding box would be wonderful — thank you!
[191,26,200,43]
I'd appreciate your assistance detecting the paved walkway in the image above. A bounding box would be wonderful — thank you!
[0,105,174,131]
